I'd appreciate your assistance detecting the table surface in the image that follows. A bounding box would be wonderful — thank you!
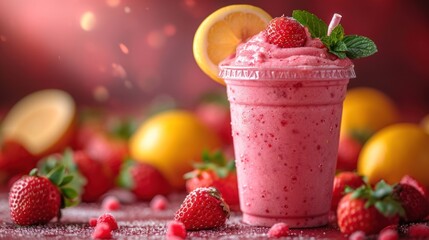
[0,190,426,239]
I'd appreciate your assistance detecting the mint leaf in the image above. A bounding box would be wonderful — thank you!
[293,10,377,60]
[330,25,345,41]
[343,35,378,59]
[292,10,327,38]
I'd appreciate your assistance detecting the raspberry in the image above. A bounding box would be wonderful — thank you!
[265,16,307,48]
[267,222,289,238]
[408,224,429,238]
[150,195,169,211]
[166,220,186,239]
[97,213,118,230]
[102,196,121,211]
[378,229,398,240]
[348,230,365,240]
[89,217,98,227]
[91,223,112,239]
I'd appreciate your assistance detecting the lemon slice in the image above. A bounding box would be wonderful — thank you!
[193,4,272,85]
[0,89,76,156]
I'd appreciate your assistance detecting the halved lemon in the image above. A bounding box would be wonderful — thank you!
[0,89,76,156]
[193,4,272,85]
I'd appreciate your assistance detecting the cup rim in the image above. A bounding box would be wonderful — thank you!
[218,65,356,80]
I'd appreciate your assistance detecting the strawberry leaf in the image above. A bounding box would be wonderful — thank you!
[117,159,135,189]
[29,168,38,176]
[60,175,74,187]
[292,10,327,38]
[373,180,393,198]
[61,187,78,199]
[38,149,85,208]
[47,165,65,186]
[343,35,378,59]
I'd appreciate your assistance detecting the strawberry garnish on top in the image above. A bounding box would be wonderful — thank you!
[184,150,238,209]
[174,187,230,230]
[9,165,81,226]
[265,16,307,48]
[337,180,404,235]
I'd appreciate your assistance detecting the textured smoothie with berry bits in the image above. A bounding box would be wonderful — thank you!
[219,10,376,227]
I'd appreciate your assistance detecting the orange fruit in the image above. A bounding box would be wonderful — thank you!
[341,87,399,139]
[357,123,429,187]
[129,110,221,189]
[0,89,76,156]
[193,4,272,85]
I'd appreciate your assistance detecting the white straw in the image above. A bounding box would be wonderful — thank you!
[327,13,342,36]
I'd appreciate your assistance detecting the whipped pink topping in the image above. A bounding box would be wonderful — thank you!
[220,29,352,68]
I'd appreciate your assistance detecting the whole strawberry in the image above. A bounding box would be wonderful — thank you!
[9,166,80,226]
[331,171,365,211]
[337,180,404,235]
[73,151,114,202]
[38,150,111,203]
[400,175,429,203]
[265,16,307,48]
[393,183,429,222]
[185,150,239,209]
[174,187,230,230]
[118,160,171,201]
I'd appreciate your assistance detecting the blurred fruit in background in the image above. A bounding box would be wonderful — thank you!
[421,114,429,134]
[129,110,221,189]
[118,160,172,201]
[341,87,400,141]
[358,123,429,188]
[0,89,76,157]
[336,135,363,171]
[195,91,232,146]
[0,140,38,184]
[72,150,114,202]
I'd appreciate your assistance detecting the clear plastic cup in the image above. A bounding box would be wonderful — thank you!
[219,65,355,227]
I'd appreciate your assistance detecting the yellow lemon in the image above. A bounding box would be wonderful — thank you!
[358,123,429,187]
[341,87,400,139]
[129,110,221,189]
[193,4,272,85]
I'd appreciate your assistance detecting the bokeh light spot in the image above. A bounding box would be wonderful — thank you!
[119,43,129,54]
[163,24,177,37]
[124,80,133,89]
[124,6,131,14]
[93,86,110,102]
[111,63,127,79]
[146,30,166,49]
[0,35,6,42]
[106,0,121,8]
[80,11,96,32]
[184,0,196,7]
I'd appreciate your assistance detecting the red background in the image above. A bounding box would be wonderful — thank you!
[0,0,428,120]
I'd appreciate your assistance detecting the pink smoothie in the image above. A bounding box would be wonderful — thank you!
[219,30,355,227]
